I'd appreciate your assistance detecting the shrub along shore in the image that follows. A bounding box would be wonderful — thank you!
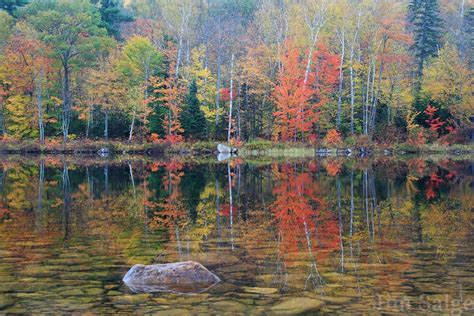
[0,139,472,157]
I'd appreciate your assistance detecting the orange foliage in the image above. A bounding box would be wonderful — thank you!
[272,42,339,142]
[149,43,184,143]
[271,163,339,266]
[324,159,343,176]
[272,42,316,141]
[149,162,187,235]
[323,129,343,146]
[148,133,160,143]
[1,34,52,95]
[311,44,340,102]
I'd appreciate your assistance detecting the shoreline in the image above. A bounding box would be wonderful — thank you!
[0,140,472,157]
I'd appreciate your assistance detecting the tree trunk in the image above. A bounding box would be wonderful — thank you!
[369,60,376,134]
[237,81,242,140]
[36,68,45,144]
[104,110,109,141]
[363,59,373,136]
[86,103,92,139]
[336,31,345,129]
[350,170,354,237]
[227,54,234,143]
[129,104,136,142]
[227,162,234,250]
[0,98,5,137]
[215,53,221,138]
[61,63,71,143]
[128,162,136,199]
[104,164,109,196]
[62,161,71,240]
[176,32,183,79]
[349,11,361,134]
[349,57,355,134]
[370,38,386,133]
[36,159,44,227]
[303,2,327,85]
[337,176,344,272]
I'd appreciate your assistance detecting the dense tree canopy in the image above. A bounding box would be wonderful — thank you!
[0,0,471,145]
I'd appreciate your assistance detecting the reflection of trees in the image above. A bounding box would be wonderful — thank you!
[180,165,207,223]
[62,161,71,240]
[421,201,473,261]
[0,157,472,296]
[148,162,187,257]
[270,163,339,289]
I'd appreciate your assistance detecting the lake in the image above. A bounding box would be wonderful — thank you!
[0,155,472,314]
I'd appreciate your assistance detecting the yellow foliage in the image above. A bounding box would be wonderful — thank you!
[422,46,473,123]
[5,95,38,139]
[183,46,217,124]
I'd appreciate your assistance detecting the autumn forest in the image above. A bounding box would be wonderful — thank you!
[0,1,473,313]
[0,0,472,150]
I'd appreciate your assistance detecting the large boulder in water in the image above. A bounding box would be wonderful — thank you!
[217,144,237,154]
[123,261,220,294]
[217,143,231,153]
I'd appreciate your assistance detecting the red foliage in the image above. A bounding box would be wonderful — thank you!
[311,44,340,102]
[424,171,444,200]
[424,104,445,132]
[220,87,237,102]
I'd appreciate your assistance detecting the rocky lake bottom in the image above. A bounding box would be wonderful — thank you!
[0,156,472,314]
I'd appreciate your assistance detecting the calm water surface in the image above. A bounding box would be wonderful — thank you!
[0,156,472,314]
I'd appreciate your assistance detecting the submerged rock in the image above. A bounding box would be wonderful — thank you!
[123,261,220,294]
[271,297,325,314]
[242,286,278,295]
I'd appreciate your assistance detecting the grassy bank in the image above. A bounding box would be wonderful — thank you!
[0,139,472,157]
[239,141,474,157]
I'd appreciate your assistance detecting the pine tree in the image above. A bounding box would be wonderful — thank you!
[409,0,443,80]
[0,0,29,16]
[180,80,207,140]
[91,0,132,39]
[461,7,474,69]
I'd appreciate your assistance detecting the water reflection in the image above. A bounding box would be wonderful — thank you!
[0,156,472,313]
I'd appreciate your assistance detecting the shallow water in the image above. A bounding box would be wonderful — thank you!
[0,156,472,314]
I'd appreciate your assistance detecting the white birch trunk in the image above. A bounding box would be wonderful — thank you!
[227,54,234,143]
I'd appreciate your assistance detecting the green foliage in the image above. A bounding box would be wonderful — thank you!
[21,0,113,69]
[117,36,162,86]
[243,138,273,151]
[0,0,28,16]
[179,165,207,223]
[180,80,207,140]
[409,0,443,77]
[0,10,14,47]
[0,0,469,146]
[91,0,132,39]
[148,103,167,137]
[421,46,473,124]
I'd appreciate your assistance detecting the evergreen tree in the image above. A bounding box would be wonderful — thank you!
[180,80,207,140]
[0,0,28,16]
[409,0,443,80]
[461,7,473,69]
[91,0,132,39]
